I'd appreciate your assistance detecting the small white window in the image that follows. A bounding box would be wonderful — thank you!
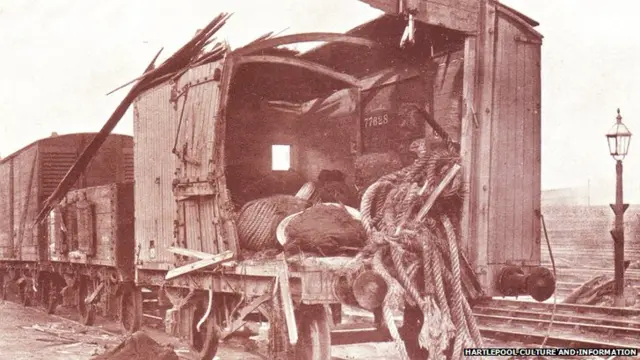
[271,145,291,171]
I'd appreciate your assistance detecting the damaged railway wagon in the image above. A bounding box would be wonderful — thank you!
[31,1,555,359]
[0,132,134,321]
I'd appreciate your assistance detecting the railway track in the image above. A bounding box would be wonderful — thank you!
[341,298,640,351]
[539,265,640,298]
[474,299,640,349]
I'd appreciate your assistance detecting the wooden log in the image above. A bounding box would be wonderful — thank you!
[334,270,387,311]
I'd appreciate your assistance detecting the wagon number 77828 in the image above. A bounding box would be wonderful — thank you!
[364,114,390,128]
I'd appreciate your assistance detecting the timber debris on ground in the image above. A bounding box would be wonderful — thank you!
[91,331,179,360]
[563,260,638,306]
[22,322,118,347]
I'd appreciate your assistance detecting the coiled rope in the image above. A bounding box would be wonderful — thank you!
[357,142,484,360]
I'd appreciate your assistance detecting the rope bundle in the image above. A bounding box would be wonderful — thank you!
[236,195,310,251]
[357,144,484,360]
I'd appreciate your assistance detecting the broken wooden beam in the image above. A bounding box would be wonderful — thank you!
[85,281,105,305]
[276,262,298,345]
[165,250,234,280]
[220,293,271,339]
[232,32,379,57]
[235,55,361,87]
[167,246,220,260]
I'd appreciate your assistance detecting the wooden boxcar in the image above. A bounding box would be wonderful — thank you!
[44,181,135,323]
[0,133,133,310]
[125,1,551,359]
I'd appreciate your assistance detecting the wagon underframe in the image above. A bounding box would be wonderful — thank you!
[135,255,394,357]
[1,260,132,326]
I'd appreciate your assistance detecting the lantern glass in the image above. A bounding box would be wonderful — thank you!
[606,121,632,161]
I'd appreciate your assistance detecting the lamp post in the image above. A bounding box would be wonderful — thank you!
[606,108,632,306]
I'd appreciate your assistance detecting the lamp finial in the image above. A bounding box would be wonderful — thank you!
[617,108,622,123]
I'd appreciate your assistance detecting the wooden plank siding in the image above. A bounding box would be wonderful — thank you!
[133,83,178,269]
[173,61,230,257]
[430,48,464,145]
[46,182,134,276]
[10,146,39,261]
[487,8,542,266]
[457,2,542,295]
[0,133,133,262]
[0,160,11,258]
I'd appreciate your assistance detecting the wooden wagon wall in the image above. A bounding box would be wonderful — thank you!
[47,182,134,278]
[428,49,464,145]
[292,51,464,189]
[133,83,178,269]
[297,87,359,184]
[172,61,237,257]
[486,11,542,267]
[0,134,133,262]
[0,146,39,260]
[461,2,543,294]
[225,101,304,206]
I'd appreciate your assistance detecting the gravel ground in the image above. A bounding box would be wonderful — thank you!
[0,300,402,360]
[3,298,618,360]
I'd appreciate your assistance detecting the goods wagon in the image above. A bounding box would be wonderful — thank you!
[34,1,555,359]
[0,133,133,318]
[44,181,135,324]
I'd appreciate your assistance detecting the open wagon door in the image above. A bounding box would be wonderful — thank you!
[171,53,239,259]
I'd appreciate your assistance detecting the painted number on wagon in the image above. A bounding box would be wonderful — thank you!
[364,114,389,128]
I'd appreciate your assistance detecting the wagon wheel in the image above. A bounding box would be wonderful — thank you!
[45,274,61,315]
[37,273,50,308]
[47,281,60,315]
[294,304,331,360]
[77,277,96,325]
[119,284,142,334]
[18,280,31,307]
[191,299,220,360]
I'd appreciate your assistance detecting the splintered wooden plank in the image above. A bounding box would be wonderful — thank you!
[458,36,477,260]
[167,246,220,259]
[474,2,497,276]
[165,250,234,280]
[277,263,298,345]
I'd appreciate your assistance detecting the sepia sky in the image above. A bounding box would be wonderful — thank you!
[1,0,639,204]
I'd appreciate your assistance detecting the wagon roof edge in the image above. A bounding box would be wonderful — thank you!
[0,133,133,165]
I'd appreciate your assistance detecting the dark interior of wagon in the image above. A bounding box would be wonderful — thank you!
[224,15,466,209]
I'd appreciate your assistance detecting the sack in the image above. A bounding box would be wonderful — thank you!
[284,204,366,256]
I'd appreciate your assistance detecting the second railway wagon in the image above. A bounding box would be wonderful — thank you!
[0,133,134,320]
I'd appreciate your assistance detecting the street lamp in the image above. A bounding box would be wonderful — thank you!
[606,108,632,306]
